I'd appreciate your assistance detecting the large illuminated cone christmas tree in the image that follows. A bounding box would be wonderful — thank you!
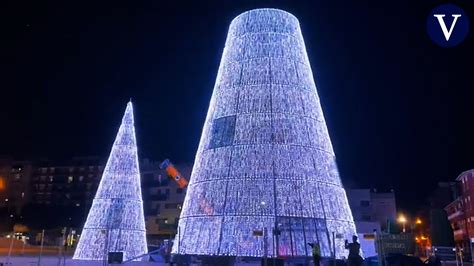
[173,8,357,258]
[73,102,147,261]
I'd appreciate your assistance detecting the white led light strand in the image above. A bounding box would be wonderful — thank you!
[174,8,357,259]
[73,102,148,261]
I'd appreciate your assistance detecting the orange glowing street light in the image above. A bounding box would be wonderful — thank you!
[398,214,407,233]
[416,218,422,225]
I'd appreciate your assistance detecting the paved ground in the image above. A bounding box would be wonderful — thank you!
[0,257,264,266]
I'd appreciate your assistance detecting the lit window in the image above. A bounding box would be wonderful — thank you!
[68,176,74,183]
[79,176,84,182]
[49,176,54,182]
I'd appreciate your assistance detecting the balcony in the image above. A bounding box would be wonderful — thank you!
[454,229,465,236]
[453,229,466,242]
[448,210,464,220]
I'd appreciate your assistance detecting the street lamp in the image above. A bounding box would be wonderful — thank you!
[415,218,422,225]
[398,215,407,233]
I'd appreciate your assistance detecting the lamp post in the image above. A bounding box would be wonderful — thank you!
[260,201,267,266]
[398,215,407,233]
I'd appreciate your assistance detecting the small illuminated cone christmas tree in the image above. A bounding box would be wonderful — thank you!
[173,8,357,258]
[73,101,147,261]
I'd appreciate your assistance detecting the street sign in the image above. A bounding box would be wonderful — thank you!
[377,233,415,254]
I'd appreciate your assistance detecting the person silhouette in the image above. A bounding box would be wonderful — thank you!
[345,235,363,266]
[308,242,321,266]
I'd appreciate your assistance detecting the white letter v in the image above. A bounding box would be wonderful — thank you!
[433,14,462,41]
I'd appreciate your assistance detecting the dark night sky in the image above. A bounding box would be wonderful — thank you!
[1,0,473,211]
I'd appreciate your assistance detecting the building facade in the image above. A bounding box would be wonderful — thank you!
[445,170,474,251]
[346,189,397,232]
[429,182,458,209]
[29,157,103,227]
[141,159,190,240]
[0,156,189,236]
[0,158,34,230]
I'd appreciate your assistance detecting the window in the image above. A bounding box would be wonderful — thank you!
[68,176,74,183]
[153,174,161,181]
[155,218,168,224]
[360,200,370,207]
[165,203,179,209]
[79,176,84,182]
[49,176,54,182]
